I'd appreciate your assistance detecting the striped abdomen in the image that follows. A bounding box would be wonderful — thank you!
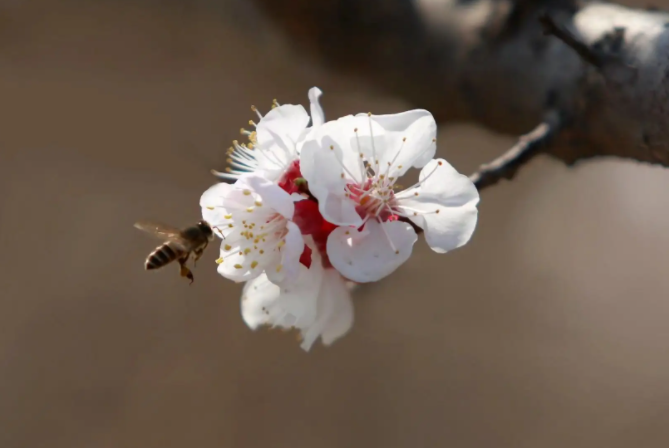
[145,242,184,270]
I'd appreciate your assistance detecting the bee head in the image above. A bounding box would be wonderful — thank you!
[198,221,214,239]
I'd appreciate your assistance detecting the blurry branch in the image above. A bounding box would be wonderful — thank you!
[251,0,669,189]
[470,111,560,190]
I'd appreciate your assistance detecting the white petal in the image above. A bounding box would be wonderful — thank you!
[326,220,417,282]
[316,269,354,347]
[351,110,437,177]
[256,104,310,148]
[241,262,322,332]
[200,183,235,236]
[240,240,355,351]
[308,87,325,127]
[266,221,304,286]
[252,105,309,175]
[317,189,364,228]
[216,231,281,283]
[299,119,364,227]
[397,158,479,253]
[237,173,294,219]
[200,182,234,208]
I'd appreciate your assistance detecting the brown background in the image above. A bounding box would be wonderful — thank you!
[1,1,669,447]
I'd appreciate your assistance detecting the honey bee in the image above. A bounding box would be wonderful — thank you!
[134,220,215,284]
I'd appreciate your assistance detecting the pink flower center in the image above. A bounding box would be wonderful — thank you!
[347,181,399,224]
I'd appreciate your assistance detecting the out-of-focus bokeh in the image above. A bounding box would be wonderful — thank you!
[1,0,669,447]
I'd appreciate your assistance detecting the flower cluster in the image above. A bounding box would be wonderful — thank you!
[201,88,479,350]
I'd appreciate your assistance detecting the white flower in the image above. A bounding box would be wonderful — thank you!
[241,241,354,351]
[200,174,305,285]
[300,110,479,283]
[212,87,325,182]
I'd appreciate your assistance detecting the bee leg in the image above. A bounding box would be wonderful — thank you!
[193,247,205,267]
[178,257,194,285]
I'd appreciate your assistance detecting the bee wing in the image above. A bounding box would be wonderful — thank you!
[134,220,185,242]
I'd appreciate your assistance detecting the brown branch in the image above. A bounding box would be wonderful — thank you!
[470,111,560,191]
[251,0,669,174]
[538,13,607,69]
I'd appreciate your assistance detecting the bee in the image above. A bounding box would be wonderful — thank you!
[134,220,216,284]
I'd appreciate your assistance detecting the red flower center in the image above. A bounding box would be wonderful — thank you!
[278,161,336,269]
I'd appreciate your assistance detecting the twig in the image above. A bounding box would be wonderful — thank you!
[538,14,606,69]
[538,13,634,83]
[469,110,561,191]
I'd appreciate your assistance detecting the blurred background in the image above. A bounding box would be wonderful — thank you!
[1,0,669,447]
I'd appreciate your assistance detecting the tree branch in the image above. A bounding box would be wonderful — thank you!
[250,0,669,182]
[470,111,560,190]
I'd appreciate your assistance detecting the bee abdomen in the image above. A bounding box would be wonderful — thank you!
[145,243,181,270]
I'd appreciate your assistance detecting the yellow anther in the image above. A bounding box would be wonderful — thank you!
[243,189,252,196]
[277,240,285,248]
[244,248,252,255]
[248,120,256,126]
[206,206,214,210]
[330,145,334,150]
[367,112,372,116]
[215,257,224,264]
[225,167,232,173]
[259,249,264,254]
[247,143,254,149]
[239,128,246,135]
[276,264,283,273]
[224,244,232,251]
[246,207,254,212]
[251,105,257,111]
[228,224,234,228]
[234,264,243,269]
[251,261,258,269]
[226,158,233,164]
[255,201,262,207]
[224,214,232,219]
[345,231,350,235]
